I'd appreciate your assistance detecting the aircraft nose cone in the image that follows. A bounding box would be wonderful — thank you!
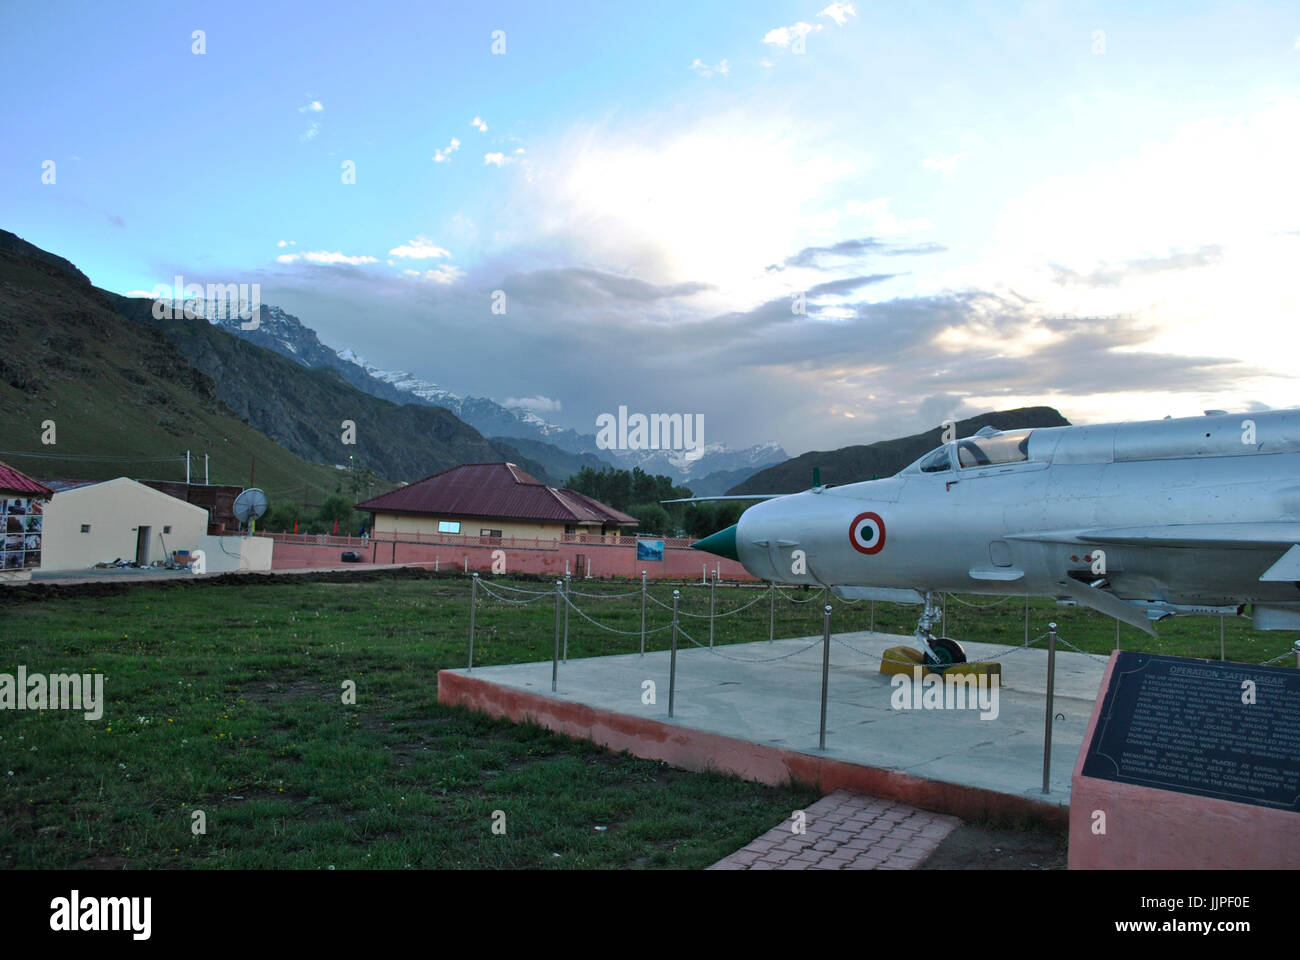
[691,523,738,561]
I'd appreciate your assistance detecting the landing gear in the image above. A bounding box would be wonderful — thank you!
[914,591,968,667]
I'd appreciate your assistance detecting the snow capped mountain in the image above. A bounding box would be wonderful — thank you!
[208,300,788,486]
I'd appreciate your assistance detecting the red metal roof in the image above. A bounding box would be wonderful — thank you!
[0,460,53,497]
[357,462,638,525]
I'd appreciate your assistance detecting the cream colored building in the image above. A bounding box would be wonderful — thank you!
[41,477,209,571]
[357,462,638,542]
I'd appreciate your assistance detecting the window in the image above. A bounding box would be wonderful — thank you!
[163,525,172,534]
[438,520,461,534]
[957,432,1031,468]
[80,524,91,533]
[919,446,951,473]
[480,529,503,538]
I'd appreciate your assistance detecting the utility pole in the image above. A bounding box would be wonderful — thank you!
[205,454,209,485]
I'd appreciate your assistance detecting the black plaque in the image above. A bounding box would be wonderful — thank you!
[1081,651,1300,811]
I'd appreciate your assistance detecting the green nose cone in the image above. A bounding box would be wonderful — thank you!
[692,523,739,562]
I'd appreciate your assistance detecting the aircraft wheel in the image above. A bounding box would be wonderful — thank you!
[926,636,967,666]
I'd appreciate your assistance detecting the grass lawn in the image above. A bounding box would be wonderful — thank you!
[1,570,1292,869]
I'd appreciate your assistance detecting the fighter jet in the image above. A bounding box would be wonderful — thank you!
[687,409,1300,666]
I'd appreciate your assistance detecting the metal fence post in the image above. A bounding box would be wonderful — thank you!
[1024,595,1030,646]
[562,573,570,663]
[1294,640,1299,669]
[709,574,715,648]
[1221,615,1225,662]
[819,604,832,749]
[552,580,562,693]
[870,599,875,633]
[467,572,478,670]
[941,592,947,634]
[769,582,775,643]
[1042,621,1058,794]
[640,570,647,657]
[669,590,680,718]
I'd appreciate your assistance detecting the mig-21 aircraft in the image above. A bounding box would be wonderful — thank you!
[685,409,1300,666]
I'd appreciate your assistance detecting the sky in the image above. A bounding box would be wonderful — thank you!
[3,0,1299,456]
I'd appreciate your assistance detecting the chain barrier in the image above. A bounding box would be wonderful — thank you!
[775,586,829,604]
[476,581,554,604]
[832,631,1051,668]
[676,623,827,663]
[945,593,1017,609]
[1258,649,1298,666]
[560,592,674,637]
[1053,634,1113,665]
[482,581,555,596]
[646,584,774,619]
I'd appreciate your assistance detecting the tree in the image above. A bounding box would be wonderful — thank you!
[627,502,669,536]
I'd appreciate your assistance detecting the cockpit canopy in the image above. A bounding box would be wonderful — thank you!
[907,430,1033,474]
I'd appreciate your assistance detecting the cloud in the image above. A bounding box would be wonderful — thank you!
[484,152,514,167]
[280,251,380,266]
[818,2,856,26]
[922,151,967,182]
[762,21,821,47]
[299,122,320,142]
[690,58,730,78]
[502,396,562,414]
[774,237,946,270]
[471,116,488,132]
[122,289,158,298]
[433,137,461,162]
[298,100,323,113]
[277,240,296,248]
[388,237,452,259]
[500,267,712,306]
[404,265,463,284]
[1048,245,1224,287]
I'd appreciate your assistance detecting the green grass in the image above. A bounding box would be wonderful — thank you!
[0,571,1291,870]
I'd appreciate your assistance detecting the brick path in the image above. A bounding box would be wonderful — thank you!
[708,790,961,870]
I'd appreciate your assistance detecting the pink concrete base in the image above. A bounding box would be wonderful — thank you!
[438,670,1067,826]
[1070,654,1300,869]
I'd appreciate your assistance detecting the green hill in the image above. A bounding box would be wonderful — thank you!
[728,406,1072,494]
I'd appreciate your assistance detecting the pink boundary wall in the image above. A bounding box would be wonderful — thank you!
[271,537,755,580]
[438,670,1068,826]
[1069,653,1300,869]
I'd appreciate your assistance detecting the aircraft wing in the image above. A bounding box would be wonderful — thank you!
[1009,523,1300,583]
[659,494,786,503]
[1008,522,1300,549]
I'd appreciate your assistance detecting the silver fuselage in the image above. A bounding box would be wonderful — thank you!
[736,410,1300,624]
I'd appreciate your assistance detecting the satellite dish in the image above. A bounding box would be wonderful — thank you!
[233,488,269,525]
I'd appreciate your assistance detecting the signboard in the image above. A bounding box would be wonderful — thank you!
[1080,651,1300,811]
[636,539,664,562]
[1,497,43,570]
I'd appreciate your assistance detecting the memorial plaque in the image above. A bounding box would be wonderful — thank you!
[1081,651,1300,811]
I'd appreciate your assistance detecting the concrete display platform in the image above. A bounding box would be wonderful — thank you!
[438,630,1110,824]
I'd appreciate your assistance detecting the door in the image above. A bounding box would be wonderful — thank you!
[135,526,151,565]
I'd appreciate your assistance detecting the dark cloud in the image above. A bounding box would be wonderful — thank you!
[768,237,946,271]
[209,243,1254,458]
[1049,245,1223,287]
[500,267,712,306]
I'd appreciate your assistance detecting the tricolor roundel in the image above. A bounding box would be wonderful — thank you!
[849,512,886,555]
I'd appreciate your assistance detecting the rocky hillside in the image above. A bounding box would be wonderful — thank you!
[729,407,1072,494]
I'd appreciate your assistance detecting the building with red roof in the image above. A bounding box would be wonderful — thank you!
[356,462,638,540]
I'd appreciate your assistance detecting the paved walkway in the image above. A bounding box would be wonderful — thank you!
[708,790,961,870]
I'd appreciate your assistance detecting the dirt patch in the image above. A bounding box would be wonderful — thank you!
[920,819,1067,870]
[240,676,331,707]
